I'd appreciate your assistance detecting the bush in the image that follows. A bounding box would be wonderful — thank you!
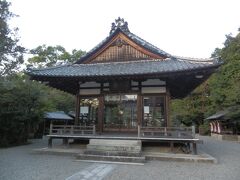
[199,122,210,135]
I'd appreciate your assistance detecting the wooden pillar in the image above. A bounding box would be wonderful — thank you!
[98,96,104,134]
[165,89,171,127]
[49,123,53,135]
[192,142,197,155]
[48,137,52,148]
[137,94,143,126]
[63,138,69,146]
[74,94,80,125]
[170,141,174,152]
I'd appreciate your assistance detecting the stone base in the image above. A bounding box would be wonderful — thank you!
[211,133,240,142]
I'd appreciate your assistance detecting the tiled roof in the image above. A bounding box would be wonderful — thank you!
[205,111,227,120]
[44,111,73,120]
[27,57,220,78]
[126,31,171,57]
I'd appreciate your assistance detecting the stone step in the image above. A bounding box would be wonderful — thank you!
[84,150,142,157]
[76,154,146,163]
[87,139,142,153]
[87,144,141,152]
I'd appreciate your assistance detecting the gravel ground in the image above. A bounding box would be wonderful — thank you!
[0,136,239,180]
[105,136,240,180]
[0,139,91,180]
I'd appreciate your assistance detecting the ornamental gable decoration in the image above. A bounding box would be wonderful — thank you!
[76,17,169,64]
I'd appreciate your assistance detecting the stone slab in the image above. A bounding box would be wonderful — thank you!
[144,152,217,164]
[76,154,146,163]
[84,150,142,157]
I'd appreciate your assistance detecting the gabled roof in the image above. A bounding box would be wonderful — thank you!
[76,17,171,64]
[26,18,222,98]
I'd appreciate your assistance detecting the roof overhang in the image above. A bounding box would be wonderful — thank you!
[27,59,220,98]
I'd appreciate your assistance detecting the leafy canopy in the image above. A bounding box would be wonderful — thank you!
[27,45,85,68]
[171,29,240,126]
[0,0,25,75]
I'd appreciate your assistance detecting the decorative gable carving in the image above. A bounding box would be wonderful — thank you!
[80,18,167,64]
[89,38,151,63]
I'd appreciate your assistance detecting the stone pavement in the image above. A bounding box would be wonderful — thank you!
[65,163,116,180]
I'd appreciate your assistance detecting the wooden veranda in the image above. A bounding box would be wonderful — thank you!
[47,124,201,154]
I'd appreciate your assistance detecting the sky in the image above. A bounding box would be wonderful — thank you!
[9,0,240,58]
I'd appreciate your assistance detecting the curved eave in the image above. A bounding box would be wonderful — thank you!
[27,61,220,80]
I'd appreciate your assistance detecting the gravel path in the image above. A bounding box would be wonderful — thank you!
[0,136,239,180]
[105,136,240,180]
[0,139,91,180]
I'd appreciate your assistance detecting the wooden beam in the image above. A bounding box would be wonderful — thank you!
[98,96,104,134]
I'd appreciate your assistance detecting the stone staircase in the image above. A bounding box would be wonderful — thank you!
[76,139,145,163]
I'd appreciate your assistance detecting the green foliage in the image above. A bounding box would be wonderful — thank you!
[0,0,25,75]
[199,122,210,135]
[171,29,240,126]
[0,1,79,147]
[0,75,46,146]
[27,45,85,68]
[0,75,75,147]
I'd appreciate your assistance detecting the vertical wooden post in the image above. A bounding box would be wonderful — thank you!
[49,123,53,135]
[98,96,104,134]
[48,137,52,148]
[170,141,174,152]
[165,89,171,127]
[137,94,143,127]
[138,125,141,137]
[93,125,96,135]
[192,142,197,155]
[164,127,167,136]
[75,94,80,125]
[63,138,68,146]
[192,125,196,138]
[71,125,74,135]
[43,118,46,136]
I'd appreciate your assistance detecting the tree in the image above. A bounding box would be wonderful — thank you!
[171,29,240,127]
[27,45,85,68]
[0,74,75,147]
[209,32,240,109]
[0,0,25,75]
[0,75,48,146]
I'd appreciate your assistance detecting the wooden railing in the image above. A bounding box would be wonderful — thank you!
[139,126,195,138]
[49,124,195,138]
[49,124,96,136]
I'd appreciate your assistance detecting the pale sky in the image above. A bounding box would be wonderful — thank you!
[9,0,240,58]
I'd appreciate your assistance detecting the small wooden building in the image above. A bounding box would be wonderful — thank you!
[207,110,240,135]
[27,18,221,137]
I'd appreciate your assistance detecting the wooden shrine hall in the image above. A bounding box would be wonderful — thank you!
[27,18,221,155]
